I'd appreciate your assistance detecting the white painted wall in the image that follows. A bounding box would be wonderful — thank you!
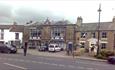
[4,29,22,42]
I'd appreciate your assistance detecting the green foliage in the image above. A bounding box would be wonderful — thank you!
[95,54,106,59]
[96,49,115,60]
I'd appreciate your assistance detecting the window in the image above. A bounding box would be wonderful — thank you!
[55,32,57,36]
[57,33,60,36]
[15,33,19,39]
[102,32,107,38]
[80,42,85,48]
[30,29,41,37]
[81,32,87,38]
[92,32,96,38]
[55,32,60,36]
[101,43,106,49]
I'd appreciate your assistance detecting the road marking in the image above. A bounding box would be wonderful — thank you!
[76,61,110,67]
[37,56,65,61]
[50,63,58,66]
[37,61,44,64]
[86,68,94,70]
[43,62,51,65]
[58,64,65,67]
[68,65,76,68]
[0,57,99,70]
[18,59,25,62]
[25,60,31,63]
[31,60,37,63]
[3,63,27,70]
[77,66,85,69]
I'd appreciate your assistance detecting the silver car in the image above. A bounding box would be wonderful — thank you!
[48,44,61,52]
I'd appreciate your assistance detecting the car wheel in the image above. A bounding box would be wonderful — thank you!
[13,51,17,54]
[7,50,11,54]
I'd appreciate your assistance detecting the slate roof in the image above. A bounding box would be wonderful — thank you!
[26,19,72,26]
[0,25,12,29]
[76,22,115,31]
[9,25,24,32]
[53,20,71,25]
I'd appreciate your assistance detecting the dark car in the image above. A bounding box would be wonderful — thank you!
[38,45,48,51]
[108,56,115,64]
[0,44,17,53]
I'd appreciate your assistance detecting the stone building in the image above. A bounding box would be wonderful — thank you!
[17,19,76,49]
[76,16,115,53]
[10,17,115,52]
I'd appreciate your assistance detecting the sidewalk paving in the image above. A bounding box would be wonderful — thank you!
[17,49,107,62]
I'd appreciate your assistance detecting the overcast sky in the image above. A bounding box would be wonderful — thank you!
[0,0,115,25]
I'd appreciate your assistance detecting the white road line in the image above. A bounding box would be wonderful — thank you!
[77,66,85,69]
[25,60,31,63]
[68,65,76,68]
[31,60,37,63]
[76,61,110,67]
[1,57,98,70]
[18,59,25,62]
[50,63,58,66]
[3,63,28,70]
[58,64,65,67]
[37,56,64,61]
[37,61,44,64]
[43,62,51,65]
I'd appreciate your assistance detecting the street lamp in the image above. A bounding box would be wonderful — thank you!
[97,4,102,56]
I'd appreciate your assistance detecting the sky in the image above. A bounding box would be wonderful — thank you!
[0,0,115,25]
[0,0,115,42]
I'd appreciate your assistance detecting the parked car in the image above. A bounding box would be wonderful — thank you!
[0,44,17,53]
[28,46,36,49]
[108,56,115,64]
[38,45,48,51]
[48,44,61,52]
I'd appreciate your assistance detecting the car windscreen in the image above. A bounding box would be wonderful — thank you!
[41,46,46,48]
[49,45,54,48]
[55,46,58,48]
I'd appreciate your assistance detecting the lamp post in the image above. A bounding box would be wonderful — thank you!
[97,4,102,56]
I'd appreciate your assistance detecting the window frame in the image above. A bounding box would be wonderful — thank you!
[101,32,107,38]
[101,43,106,49]
[81,32,87,38]
[80,42,85,48]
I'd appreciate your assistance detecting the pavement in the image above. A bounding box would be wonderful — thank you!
[17,49,107,62]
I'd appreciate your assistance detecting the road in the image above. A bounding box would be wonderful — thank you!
[0,53,115,70]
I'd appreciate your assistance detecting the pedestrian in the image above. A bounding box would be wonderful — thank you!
[66,45,69,55]
[68,42,73,54]
[24,42,28,56]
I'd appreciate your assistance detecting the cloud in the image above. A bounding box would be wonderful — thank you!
[0,4,13,24]
[14,7,64,24]
[0,4,64,24]
[0,4,12,18]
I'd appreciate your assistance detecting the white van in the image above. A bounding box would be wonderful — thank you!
[48,44,61,52]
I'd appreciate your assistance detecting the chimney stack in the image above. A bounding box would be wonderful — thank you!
[112,16,115,23]
[76,16,83,27]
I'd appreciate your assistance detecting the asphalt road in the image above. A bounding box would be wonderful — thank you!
[0,53,115,70]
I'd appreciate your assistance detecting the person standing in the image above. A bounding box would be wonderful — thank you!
[24,42,28,56]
